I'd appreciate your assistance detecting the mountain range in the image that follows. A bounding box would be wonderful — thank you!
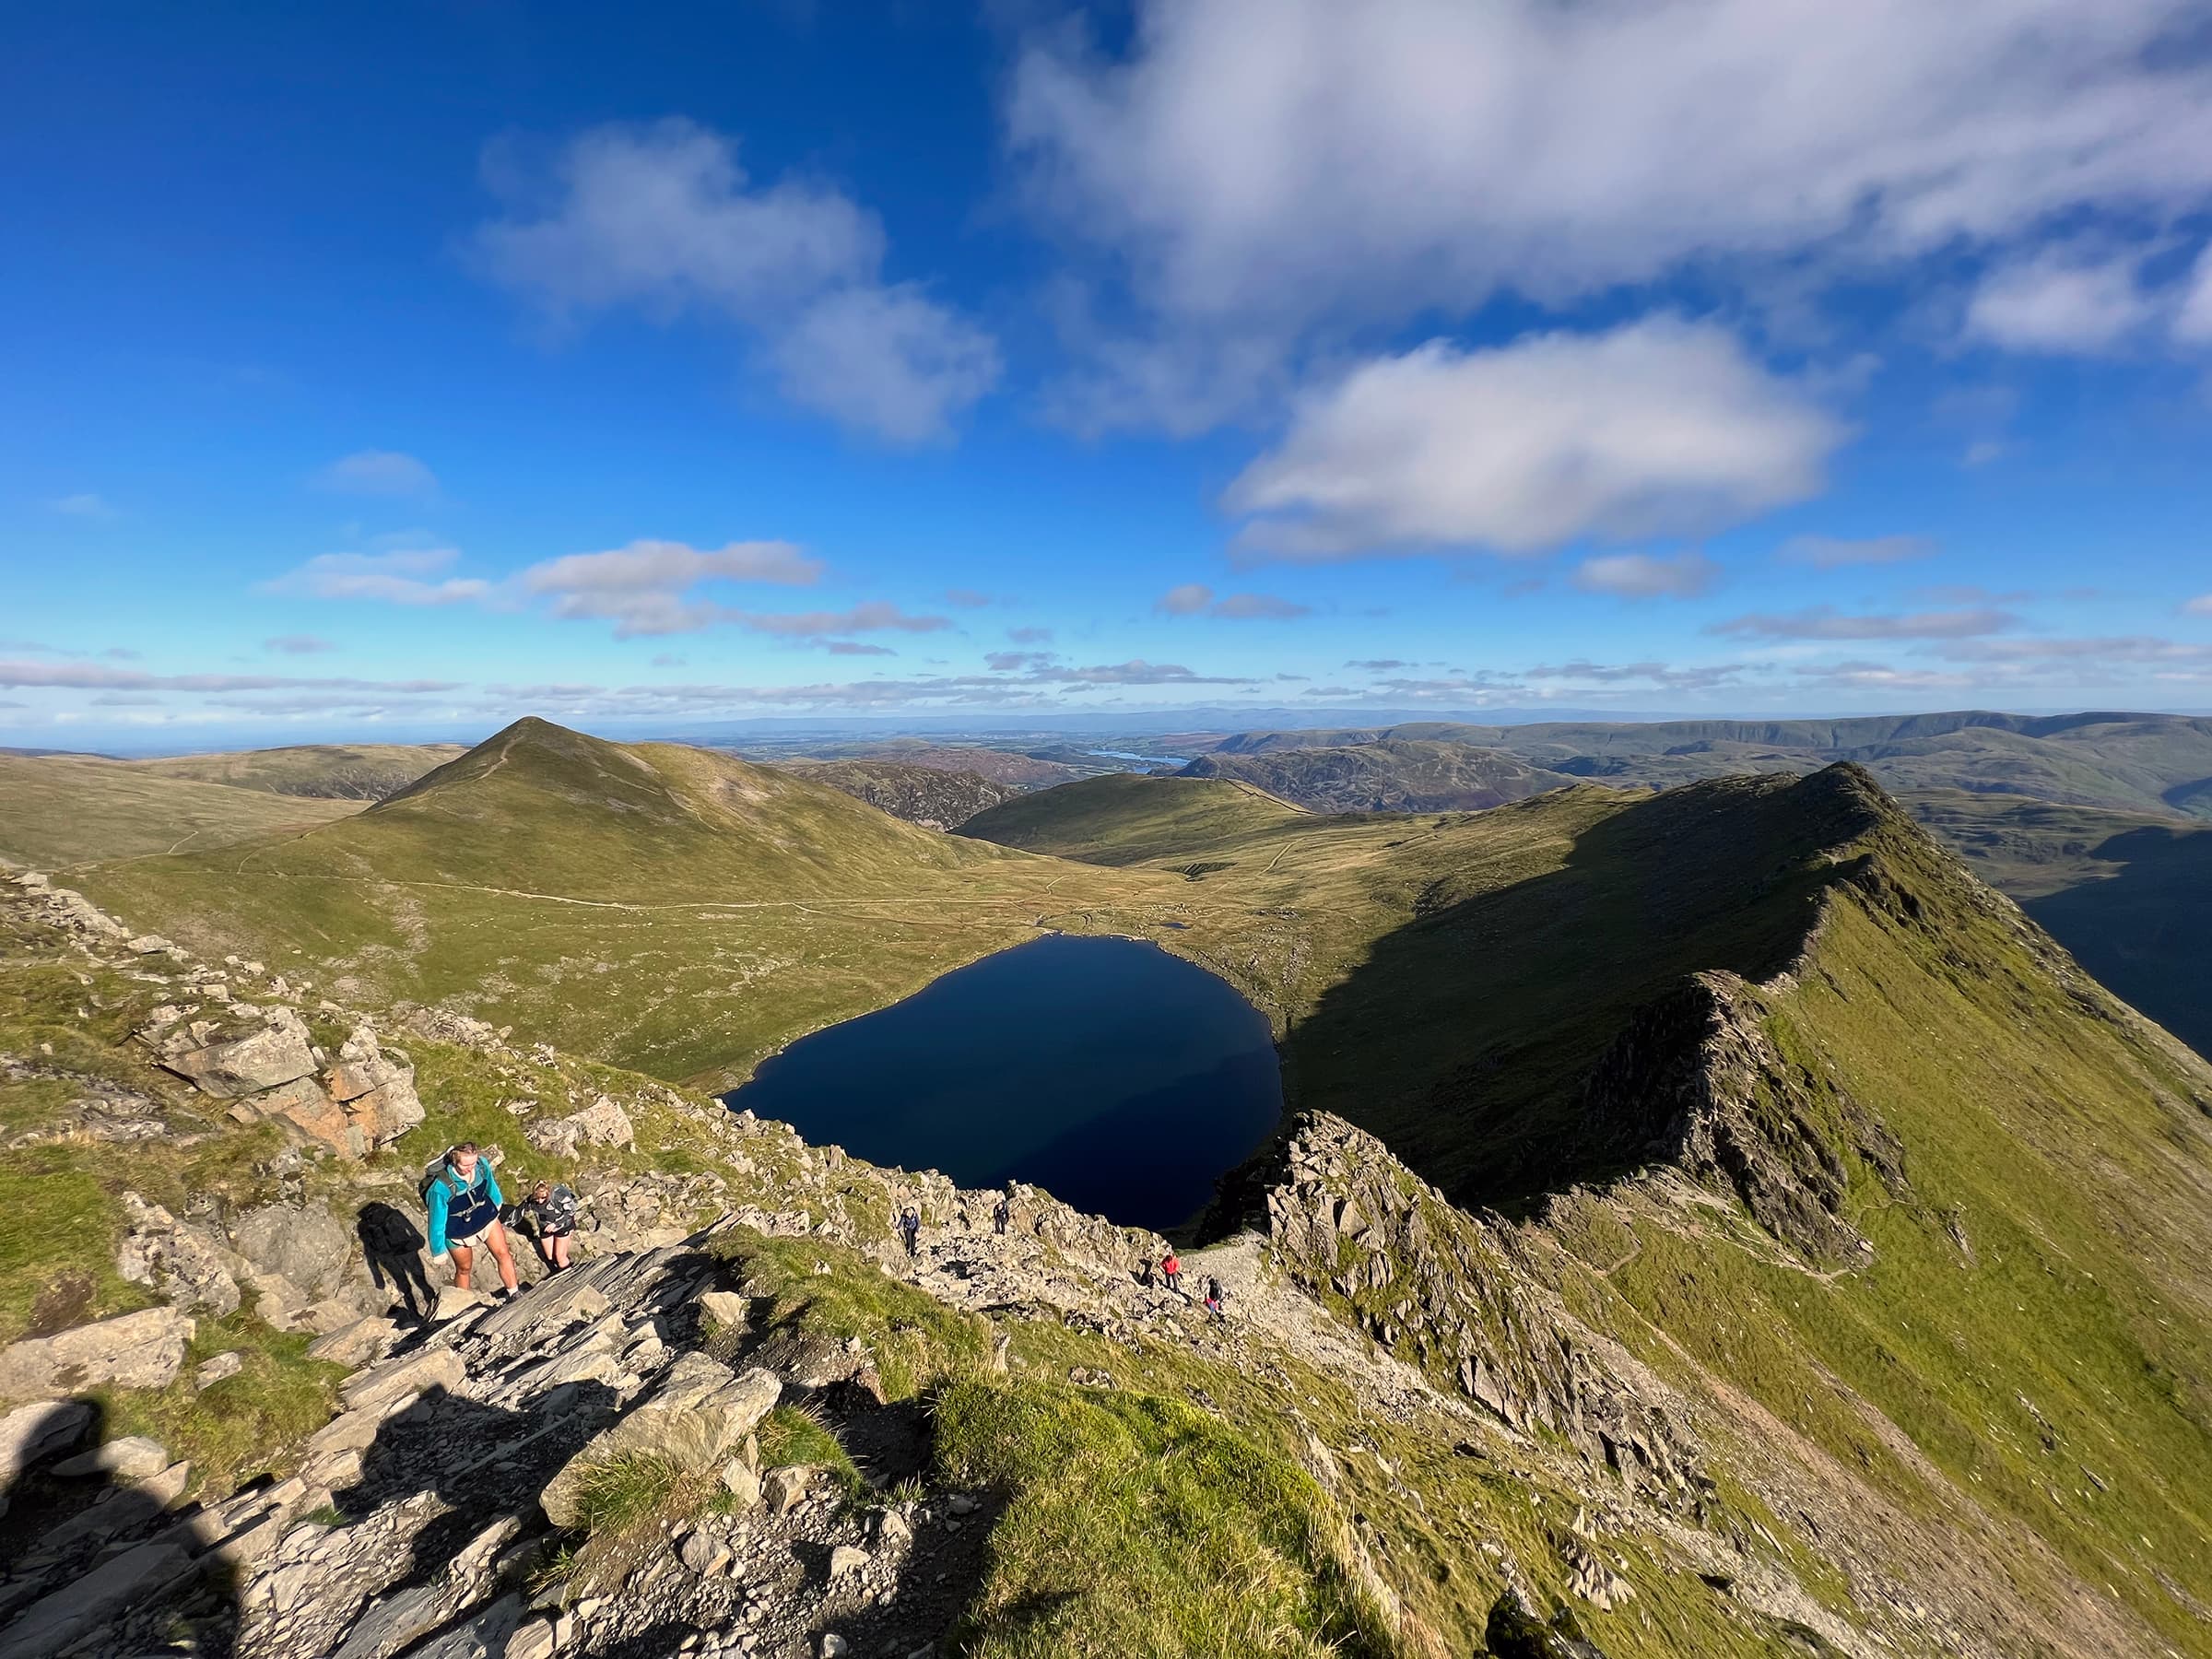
[1,715,2209,1656]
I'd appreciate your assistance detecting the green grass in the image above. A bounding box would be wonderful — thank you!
[935,1379,1387,1659]
[0,755,364,869]
[558,1451,698,1537]
[99,1317,346,1497]
[959,772,1307,865]
[756,1402,865,1499]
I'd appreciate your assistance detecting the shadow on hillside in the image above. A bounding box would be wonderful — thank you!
[331,1380,622,1625]
[2025,824,2212,1061]
[0,1396,242,1656]
[1279,770,1878,1211]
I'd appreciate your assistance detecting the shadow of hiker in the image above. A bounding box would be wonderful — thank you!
[0,1396,243,1658]
[357,1200,436,1325]
[328,1379,625,1629]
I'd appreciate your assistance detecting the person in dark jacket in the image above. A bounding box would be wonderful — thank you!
[992,1191,1011,1236]
[425,1143,518,1299]
[521,1178,581,1271]
[898,1205,923,1258]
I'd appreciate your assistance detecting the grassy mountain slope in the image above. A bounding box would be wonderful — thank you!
[72,719,1175,1084]
[1178,739,1574,813]
[971,764,2212,1653]
[0,755,365,869]
[1210,711,2212,818]
[780,758,1021,829]
[958,772,1307,865]
[124,741,465,800]
[1905,788,2212,1056]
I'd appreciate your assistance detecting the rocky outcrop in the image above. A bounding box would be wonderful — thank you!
[0,1307,195,1402]
[524,1094,635,1159]
[539,1354,780,1527]
[1574,971,1908,1264]
[115,1193,244,1317]
[141,1004,421,1159]
[1261,1113,1701,1508]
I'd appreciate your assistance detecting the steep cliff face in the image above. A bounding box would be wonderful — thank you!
[1260,1112,1703,1514]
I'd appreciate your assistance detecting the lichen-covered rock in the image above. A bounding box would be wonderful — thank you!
[1484,1592,1612,1658]
[157,1007,318,1099]
[115,1192,243,1317]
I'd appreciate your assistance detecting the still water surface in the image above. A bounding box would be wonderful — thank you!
[722,934,1281,1230]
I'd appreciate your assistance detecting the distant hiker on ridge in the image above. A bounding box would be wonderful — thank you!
[898,1204,922,1259]
[993,1191,1011,1236]
[1160,1250,1182,1294]
[521,1177,580,1272]
[424,1142,518,1300]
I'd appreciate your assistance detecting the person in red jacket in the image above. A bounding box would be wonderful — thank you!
[1160,1251,1182,1293]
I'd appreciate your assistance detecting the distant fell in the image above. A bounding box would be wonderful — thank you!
[1178,738,1573,812]
[124,741,464,801]
[780,758,1021,829]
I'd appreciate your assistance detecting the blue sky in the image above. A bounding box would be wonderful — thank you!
[6,1,2212,747]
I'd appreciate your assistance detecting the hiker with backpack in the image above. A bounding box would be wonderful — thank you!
[521,1178,581,1272]
[423,1142,518,1300]
[898,1204,922,1259]
[992,1191,1011,1237]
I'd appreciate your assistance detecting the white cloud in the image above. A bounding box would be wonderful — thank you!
[735,605,950,641]
[49,492,118,520]
[264,635,335,655]
[1779,534,1936,568]
[769,286,1001,445]
[2179,247,2212,346]
[1708,605,2018,641]
[471,119,997,442]
[264,547,488,606]
[1009,0,2212,328]
[1227,319,1842,558]
[1572,552,1721,600]
[510,538,841,637]
[316,450,440,497]
[1964,249,2156,354]
[2186,594,2212,616]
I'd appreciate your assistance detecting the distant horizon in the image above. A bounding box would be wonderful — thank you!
[16,702,2212,762]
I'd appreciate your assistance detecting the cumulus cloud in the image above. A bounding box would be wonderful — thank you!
[519,538,821,634]
[316,450,439,496]
[263,547,489,606]
[1227,320,1842,558]
[1965,249,2157,355]
[1779,534,1936,568]
[264,635,335,654]
[1009,0,2212,327]
[471,119,998,442]
[1155,583,1213,616]
[1708,605,2017,641]
[1571,552,1721,600]
[986,651,1058,672]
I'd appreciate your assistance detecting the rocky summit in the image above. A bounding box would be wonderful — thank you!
[3,724,2211,1659]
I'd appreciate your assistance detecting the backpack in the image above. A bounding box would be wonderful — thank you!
[418,1148,479,1205]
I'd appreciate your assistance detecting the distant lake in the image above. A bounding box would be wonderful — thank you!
[1088,747,1188,766]
[722,935,1281,1231]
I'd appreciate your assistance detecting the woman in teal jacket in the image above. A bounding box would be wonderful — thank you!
[426,1142,519,1300]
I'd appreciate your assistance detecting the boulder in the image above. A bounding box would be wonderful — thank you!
[324,1023,426,1145]
[53,1435,170,1480]
[233,1202,358,1302]
[763,1465,811,1515]
[194,1351,244,1390]
[539,1357,779,1528]
[307,1315,405,1369]
[243,1077,361,1156]
[0,1307,194,1400]
[114,1193,243,1318]
[158,1007,317,1099]
[0,1398,94,1482]
[568,1095,635,1149]
[697,1289,749,1333]
[340,1345,466,1416]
